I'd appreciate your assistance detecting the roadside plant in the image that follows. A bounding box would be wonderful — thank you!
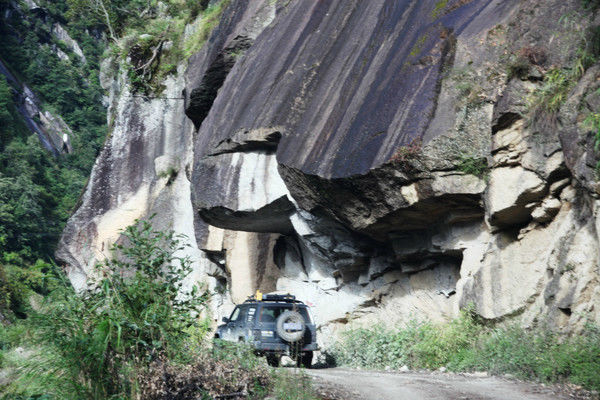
[331,311,600,392]
[7,218,208,399]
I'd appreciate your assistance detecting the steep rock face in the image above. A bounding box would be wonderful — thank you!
[187,0,600,332]
[60,0,600,345]
[57,0,280,312]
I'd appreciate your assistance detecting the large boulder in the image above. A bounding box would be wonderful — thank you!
[58,0,600,337]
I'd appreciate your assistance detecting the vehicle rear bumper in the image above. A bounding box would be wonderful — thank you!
[254,342,319,352]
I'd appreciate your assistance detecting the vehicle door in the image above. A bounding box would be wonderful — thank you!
[231,305,249,341]
[222,306,241,341]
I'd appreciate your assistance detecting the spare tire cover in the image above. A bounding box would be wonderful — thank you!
[276,310,306,342]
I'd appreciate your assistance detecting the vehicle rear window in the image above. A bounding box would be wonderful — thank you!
[259,305,311,323]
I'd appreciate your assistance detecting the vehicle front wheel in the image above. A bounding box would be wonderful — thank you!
[266,353,281,367]
[297,351,313,368]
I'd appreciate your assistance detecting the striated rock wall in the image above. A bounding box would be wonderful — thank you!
[59,0,600,345]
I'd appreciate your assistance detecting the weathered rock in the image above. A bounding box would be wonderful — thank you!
[486,166,546,228]
[58,0,600,343]
[51,23,87,63]
[531,197,562,223]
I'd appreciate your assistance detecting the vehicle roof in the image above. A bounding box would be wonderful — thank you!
[240,300,307,307]
[240,293,307,306]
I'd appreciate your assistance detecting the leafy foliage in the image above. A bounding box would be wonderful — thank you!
[120,0,230,94]
[331,311,600,391]
[529,43,596,113]
[457,155,488,178]
[0,0,107,319]
[0,220,317,399]
[582,0,600,11]
[4,220,209,399]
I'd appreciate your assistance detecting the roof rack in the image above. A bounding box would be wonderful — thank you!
[244,291,302,304]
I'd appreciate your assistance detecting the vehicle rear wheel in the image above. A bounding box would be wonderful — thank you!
[297,351,313,368]
[266,353,281,367]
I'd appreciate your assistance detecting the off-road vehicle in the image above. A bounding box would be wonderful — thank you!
[214,293,318,367]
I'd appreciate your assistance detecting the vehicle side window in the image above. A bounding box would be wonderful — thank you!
[237,306,248,323]
[229,307,240,322]
[260,307,277,322]
[299,307,311,323]
[247,307,256,323]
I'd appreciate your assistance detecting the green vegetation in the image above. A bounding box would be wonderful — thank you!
[457,155,488,178]
[408,34,428,58]
[95,0,230,93]
[3,219,210,398]
[183,0,231,58]
[583,111,600,173]
[271,370,318,400]
[0,0,228,319]
[583,0,600,10]
[530,52,594,113]
[157,166,179,185]
[431,0,448,20]
[331,310,600,392]
[0,220,316,399]
[447,66,485,108]
[585,111,600,148]
[0,0,108,321]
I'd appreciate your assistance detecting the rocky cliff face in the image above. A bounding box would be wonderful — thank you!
[59,0,600,344]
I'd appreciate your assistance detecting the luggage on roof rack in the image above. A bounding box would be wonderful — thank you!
[263,293,296,301]
[244,291,299,303]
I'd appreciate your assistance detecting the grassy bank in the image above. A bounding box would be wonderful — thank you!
[330,310,600,392]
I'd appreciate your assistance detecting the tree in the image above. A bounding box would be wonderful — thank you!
[66,0,156,41]
[0,77,15,148]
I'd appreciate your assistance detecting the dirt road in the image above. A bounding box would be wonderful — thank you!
[306,368,590,400]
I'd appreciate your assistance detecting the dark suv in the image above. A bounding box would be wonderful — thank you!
[214,293,318,367]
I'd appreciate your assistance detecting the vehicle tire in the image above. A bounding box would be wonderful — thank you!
[266,353,281,367]
[297,351,313,368]
[276,310,306,342]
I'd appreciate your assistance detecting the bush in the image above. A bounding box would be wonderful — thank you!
[4,219,209,399]
[139,343,271,400]
[457,156,488,179]
[331,310,484,370]
[330,312,600,392]
[530,49,595,113]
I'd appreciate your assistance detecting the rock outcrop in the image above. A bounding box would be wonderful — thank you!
[59,0,600,345]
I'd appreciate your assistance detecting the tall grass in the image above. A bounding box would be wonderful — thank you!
[331,310,600,391]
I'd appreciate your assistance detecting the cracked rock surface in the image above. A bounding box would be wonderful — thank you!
[59,0,600,344]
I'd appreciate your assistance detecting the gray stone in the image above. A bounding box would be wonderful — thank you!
[531,197,561,223]
[57,0,600,346]
[486,166,546,228]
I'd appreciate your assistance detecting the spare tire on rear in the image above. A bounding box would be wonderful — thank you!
[276,310,306,342]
